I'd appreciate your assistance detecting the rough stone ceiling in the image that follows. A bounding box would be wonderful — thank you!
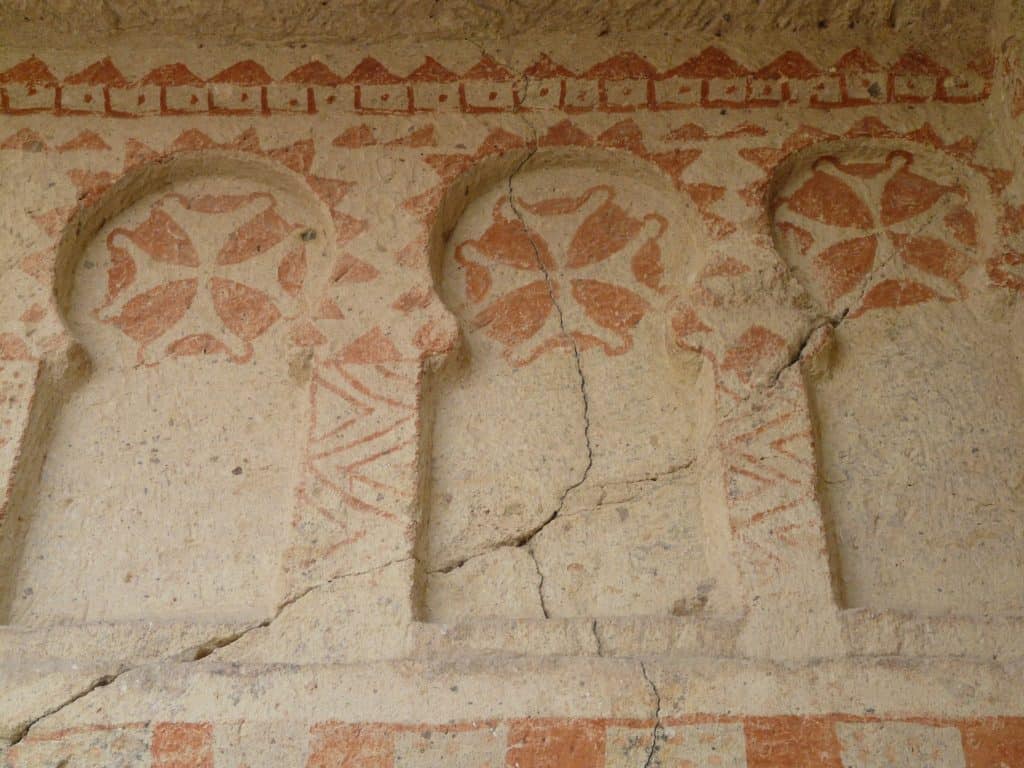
[0,0,998,46]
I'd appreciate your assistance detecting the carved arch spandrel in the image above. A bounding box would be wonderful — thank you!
[415,144,748,622]
[767,139,1024,618]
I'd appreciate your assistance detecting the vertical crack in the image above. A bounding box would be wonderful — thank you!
[640,661,663,768]
[527,547,550,619]
[455,41,586,559]
[591,619,605,656]
[505,154,595,550]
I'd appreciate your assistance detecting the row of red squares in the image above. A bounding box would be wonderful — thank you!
[11,716,1017,767]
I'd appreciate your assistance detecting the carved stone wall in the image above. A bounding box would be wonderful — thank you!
[0,13,1022,766]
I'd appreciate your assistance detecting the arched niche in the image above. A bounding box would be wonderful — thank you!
[418,147,726,620]
[3,154,334,626]
[770,141,1024,616]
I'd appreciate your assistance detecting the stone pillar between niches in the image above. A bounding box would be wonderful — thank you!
[671,230,844,659]
[726,331,846,659]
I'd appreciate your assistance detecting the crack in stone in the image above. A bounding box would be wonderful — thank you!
[427,458,698,575]
[504,150,595,555]
[580,459,698,508]
[714,311,835,425]
[420,39,584,572]
[722,293,855,423]
[786,202,947,376]
[640,661,664,768]
[6,673,117,749]
[199,557,415,659]
[766,313,840,390]
[429,548,500,575]
[527,548,550,619]
[424,72,593,597]
[6,622,270,748]
[427,127,597,608]
[6,558,410,748]
[715,227,919,422]
[591,619,605,656]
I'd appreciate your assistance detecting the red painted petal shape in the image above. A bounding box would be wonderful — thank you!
[787,170,873,229]
[570,279,648,334]
[108,279,197,343]
[473,280,553,347]
[210,277,281,341]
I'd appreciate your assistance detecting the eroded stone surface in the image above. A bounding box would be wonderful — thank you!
[0,9,1022,763]
[0,0,998,46]
[772,144,1024,615]
[7,174,329,626]
[424,547,543,621]
[423,155,710,618]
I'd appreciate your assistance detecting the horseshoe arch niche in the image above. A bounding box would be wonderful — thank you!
[770,141,1024,617]
[0,154,335,626]
[417,147,739,622]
